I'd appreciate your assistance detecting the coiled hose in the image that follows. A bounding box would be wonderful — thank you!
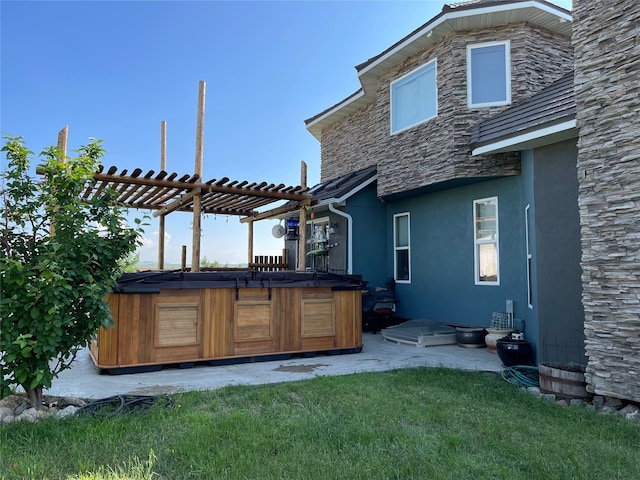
[501,365,539,388]
[77,394,175,418]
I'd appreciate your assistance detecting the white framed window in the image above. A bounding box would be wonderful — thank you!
[474,197,499,285]
[393,212,411,283]
[525,204,533,309]
[390,59,437,134]
[467,41,511,108]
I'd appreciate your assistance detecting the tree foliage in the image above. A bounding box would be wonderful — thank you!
[201,255,228,269]
[0,136,145,405]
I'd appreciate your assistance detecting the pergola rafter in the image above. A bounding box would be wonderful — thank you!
[49,82,311,271]
[67,162,311,270]
[78,165,311,218]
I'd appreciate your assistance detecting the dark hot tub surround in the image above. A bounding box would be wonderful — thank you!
[91,270,365,374]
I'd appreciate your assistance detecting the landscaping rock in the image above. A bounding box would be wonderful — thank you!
[598,406,618,415]
[618,404,639,420]
[523,375,639,425]
[0,393,87,425]
[58,406,79,418]
[0,407,14,421]
[14,401,30,416]
[592,396,605,409]
[2,415,15,424]
[59,397,86,408]
[16,408,38,423]
[604,397,624,409]
[0,396,24,411]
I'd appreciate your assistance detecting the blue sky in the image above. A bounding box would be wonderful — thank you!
[1,0,572,265]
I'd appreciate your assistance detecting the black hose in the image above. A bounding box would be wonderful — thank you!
[77,394,175,418]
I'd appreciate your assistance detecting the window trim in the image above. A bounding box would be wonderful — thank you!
[473,197,499,286]
[393,212,411,283]
[467,40,511,108]
[390,58,438,135]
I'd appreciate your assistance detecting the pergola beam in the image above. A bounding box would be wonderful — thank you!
[239,201,305,224]
[90,172,310,202]
[153,188,201,218]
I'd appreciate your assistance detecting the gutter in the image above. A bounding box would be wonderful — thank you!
[317,174,377,275]
[328,203,353,275]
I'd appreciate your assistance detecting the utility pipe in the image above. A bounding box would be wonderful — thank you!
[328,203,353,274]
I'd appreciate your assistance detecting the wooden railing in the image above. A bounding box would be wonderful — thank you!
[250,250,288,271]
[177,249,289,272]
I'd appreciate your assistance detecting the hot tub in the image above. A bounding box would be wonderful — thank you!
[90,270,364,374]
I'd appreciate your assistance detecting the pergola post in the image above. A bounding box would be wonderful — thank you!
[57,126,68,160]
[191,80,206,272]
[50,126,69,237]
[297,161,307,271]
[248,220,254,267]
[158,120,167,270]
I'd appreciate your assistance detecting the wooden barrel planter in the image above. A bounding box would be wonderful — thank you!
[539,362,589,398]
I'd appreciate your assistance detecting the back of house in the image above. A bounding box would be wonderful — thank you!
[302,0,582,367]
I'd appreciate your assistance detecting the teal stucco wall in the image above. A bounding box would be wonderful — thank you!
[345,184,388,288]
[384,176,530,329]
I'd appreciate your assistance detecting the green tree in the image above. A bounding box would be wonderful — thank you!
[201,255,220,268]
[0,136,145,406]
[119,251,140,273]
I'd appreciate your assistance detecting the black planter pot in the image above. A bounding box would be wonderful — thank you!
[496,336,533,366]
[455,327,487,348]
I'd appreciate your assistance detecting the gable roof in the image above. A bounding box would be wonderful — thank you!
[470,71,577,155]
[305,0,572,141]
[308,165,377,205]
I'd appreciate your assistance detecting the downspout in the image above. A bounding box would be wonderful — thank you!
[328,202,353,274]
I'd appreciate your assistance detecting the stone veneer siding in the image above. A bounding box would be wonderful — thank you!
[573,0,640,402]
[320,23,573,197]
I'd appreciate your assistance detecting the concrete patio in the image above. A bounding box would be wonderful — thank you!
[45,333,504,400]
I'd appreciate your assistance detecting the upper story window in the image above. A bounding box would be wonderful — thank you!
[467,41,511,108]
[393,212,411,283]
[474,197,499,285]
[390,59,437,134]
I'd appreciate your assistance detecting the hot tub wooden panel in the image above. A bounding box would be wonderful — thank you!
[91,275,363,371]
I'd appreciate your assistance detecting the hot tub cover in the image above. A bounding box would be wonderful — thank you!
[115,270,365,293]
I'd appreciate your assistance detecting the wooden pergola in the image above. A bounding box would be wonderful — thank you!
[53,81,312,271]
[78,163,311,271]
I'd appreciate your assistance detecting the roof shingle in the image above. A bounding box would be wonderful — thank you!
[470,72,576,150]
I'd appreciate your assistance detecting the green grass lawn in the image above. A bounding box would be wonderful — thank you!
[1,367,639,480]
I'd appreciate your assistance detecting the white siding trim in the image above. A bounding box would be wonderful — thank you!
[471,119,577,155]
